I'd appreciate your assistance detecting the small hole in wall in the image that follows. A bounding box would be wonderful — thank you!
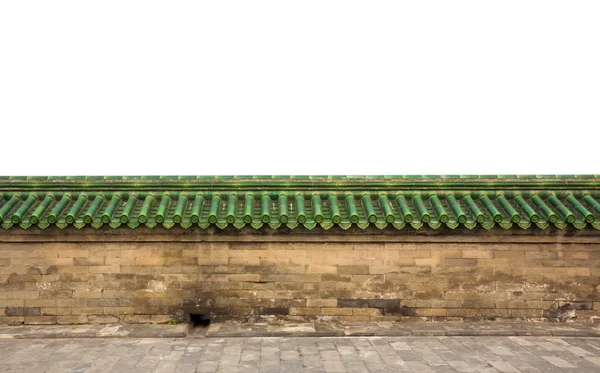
[189,313,210,327]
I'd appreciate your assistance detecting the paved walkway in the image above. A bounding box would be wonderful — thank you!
[2,322,599,339]
[2,336,600,372]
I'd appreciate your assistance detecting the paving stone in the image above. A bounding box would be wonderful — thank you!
[446,360,476,372]
[485,346,515,356]
[1,336,600,372]
[153,361,178,373]
[406,361,435,372]
[487,361,520,373]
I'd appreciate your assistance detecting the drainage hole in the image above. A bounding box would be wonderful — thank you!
[189,313,210,327]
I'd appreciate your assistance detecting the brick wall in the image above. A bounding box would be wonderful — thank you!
[1,227,599,324]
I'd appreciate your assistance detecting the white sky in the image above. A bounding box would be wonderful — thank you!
[1,1,598,176]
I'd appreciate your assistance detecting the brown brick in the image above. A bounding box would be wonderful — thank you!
[274,264,306,274]
[560,251,590,260]
[306,265,337,274]
[213,265,245,274]
[2,231,600,325]
[87,299,119,307]
[416,308,447,317]
[368,266,398,274]
[525,301,554,309]
[228,257,260,266]
[71,307,104,315]
[228,274,260,282]
[41,308,71,316]
[462,250,492,259]
[275,282,304,291]
[510,309,544,318]
[306,299,337,308]
[135,258,166,266]
[338,265,369,275]
[1,316,25,324]
[56,299,87,307]
[103,307,135,315]
[289,307,322,316]
[334,316,369,322]
[73,290,102,298]
[461,300,495,309]
[0,299,24,307]
[24,299,56,307]
[195,257,228,265]
[89,315,120,324]
[443,258,478,267]
[24,316,57,324]
[57,316,88,324]
[90,265,121,273]
[7,291,38,299]
[73,257,105,266]
[122,315,153,323]
[105,257,135,266]
[5,307,40,316]
[58,266,90,274]
[494,251,525,259]
[413,258,440,267]
[351,308,381,316]
[59,249,89,258]
[322,308,352,316]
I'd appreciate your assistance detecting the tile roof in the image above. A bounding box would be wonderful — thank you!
[1,175,599,231]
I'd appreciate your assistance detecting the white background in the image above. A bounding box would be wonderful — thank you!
[1,1,598,176]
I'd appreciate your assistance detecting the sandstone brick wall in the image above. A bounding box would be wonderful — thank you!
[1,227,599,324]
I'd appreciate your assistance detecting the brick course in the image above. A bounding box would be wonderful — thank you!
[1,227,600,324]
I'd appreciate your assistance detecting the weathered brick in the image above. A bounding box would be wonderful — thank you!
[338,265,369,275]
[73,290,102,298]
[7,291,38,299]
[103,307,135,315]
[557,301,592,310]
[228,274,260,282]
[73,257,105,266]
[56,299,87,307]
[337,299,399,309]
[87,299,119,307]
[257,307,289,315]
[71,307,104,315]
[24,299,56,307]
[24,316,57,324]
[443,258,478,267]
[228,257,260,266]
[416,308,447,317]
[307,299,337,308]
[351,308,380,316]
[89,315,120,324]
[322,307,352,316]
[58,266,90,274]
[2,229,600,325]
[59,249,89,258]
[306,265,337,274]
[494,251,525,259]
[462,250,492,259]
[57,316,88,324]
[289,307,322,316]
[40,307,71,316]
[135,258,166,266]
[5,307,40,316]
[0,299,24,307]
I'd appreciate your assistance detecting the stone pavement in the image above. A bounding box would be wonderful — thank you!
[0,324,188,339]
[3,336,600,372]
[2,321,600,339]
[205,321,600,338]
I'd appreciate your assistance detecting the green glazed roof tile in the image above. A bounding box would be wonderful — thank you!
[1,175,600,231]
